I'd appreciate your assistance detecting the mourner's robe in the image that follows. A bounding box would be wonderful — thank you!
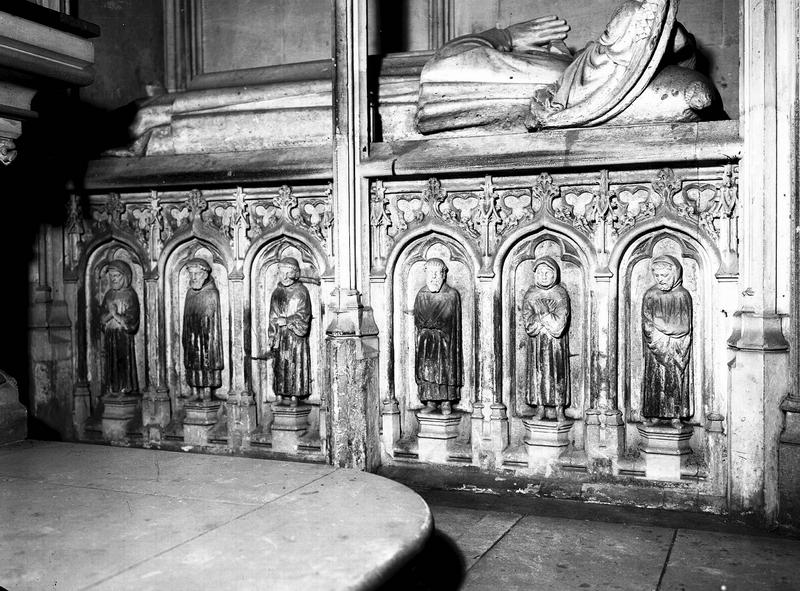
[641,258,692,419]
[268,281,312,400]
[101,286,140,394]
[182,277,224,388]
[414,283,463,402]
[521,259,571,409]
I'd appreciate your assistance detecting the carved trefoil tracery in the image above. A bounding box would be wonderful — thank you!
[371,166,741,277]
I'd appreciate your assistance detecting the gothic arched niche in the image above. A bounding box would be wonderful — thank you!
[164,242,231,404]
[618,232,708,453]
[392,235,475,445]
[502,234,589,449]
[250,239,324,440]
[85,243,146,410]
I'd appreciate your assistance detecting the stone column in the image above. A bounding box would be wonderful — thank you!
[328,0,380,471]
[476,277,505,468]
[727,0,791,524]
[778,0,800,528]
[225,275,256,449]
[29,225,74,437]
[585,271,624,469]
[142,276,171,442]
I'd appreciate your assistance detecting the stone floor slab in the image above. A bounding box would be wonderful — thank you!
[89,468,433,591]
[659,529,800,590]
[0,476,252,590]
[431,505,522,570]
[0,441,332,505]
[462,515,674,591]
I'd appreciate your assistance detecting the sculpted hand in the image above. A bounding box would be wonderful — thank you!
[506,15,570,52]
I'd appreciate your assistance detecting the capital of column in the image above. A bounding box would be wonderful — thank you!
[727,310,789,352]
[325,288,378,338]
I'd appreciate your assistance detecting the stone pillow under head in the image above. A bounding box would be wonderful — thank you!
[608,65,717,126]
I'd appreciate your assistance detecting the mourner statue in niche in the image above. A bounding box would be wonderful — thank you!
[100,260,140,396]
[417,0,715,134]
[414,258,463,415]
[266,257,312,407]
[521,257,571,421]
[641,255,693,426]
[182,258,224,401]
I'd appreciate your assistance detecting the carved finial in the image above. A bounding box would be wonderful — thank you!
[187,189,207,223]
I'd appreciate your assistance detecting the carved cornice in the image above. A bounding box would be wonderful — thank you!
[371,165,740,276]
[72,183,334,274]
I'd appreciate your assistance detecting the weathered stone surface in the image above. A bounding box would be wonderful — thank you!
[0,442,431,591]
[660,529,800,590]
[0,372,26,444]
[462,515,673,590]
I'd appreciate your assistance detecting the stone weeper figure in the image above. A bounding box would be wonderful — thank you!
[641,254,692,427]
[100,260,140,396]
[414,258,463,415]
[521,257,571,421]
[182,257,224,401]
[266,257,312,407]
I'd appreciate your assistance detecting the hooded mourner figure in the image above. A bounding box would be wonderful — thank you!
[101,260,140,395]
[641,254,693,424]
[521,257,571,420]
[182,257,224,400]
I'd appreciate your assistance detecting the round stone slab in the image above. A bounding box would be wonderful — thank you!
[0,442,433,590]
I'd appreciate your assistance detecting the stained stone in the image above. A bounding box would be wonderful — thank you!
[659,530,800,591]
[462,515,673,591]
[431,506,522,570]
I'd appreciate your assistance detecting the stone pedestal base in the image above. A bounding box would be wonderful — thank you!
[416,411,463,464]
[381,399,401,458]
[0,373,26,444]
[637,423,694,481]
[226,395,257,449]
[143,390,171,429]
[101,395,142,442]
[585,409,625,464]
[183,400,222,445]
[522,417,574,467]
[72,382,91,439]
[271,403,312,453]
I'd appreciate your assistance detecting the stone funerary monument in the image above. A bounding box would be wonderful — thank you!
[20,0,800,528]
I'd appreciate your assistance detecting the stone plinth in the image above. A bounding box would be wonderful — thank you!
[0,372,26,444]
[270,403,312,453]
[522,417,574,467]
[183,400,222,446]
[416,411,464,464]
[101,395,142,442]
[381,399,401,458]
[637,423,694,481]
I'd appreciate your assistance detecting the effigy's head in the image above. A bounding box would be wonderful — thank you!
[424,258,448,293]
[650,254,683,291]
[532,257,561,289]
[186,257,212,290]
[278,257,301,285]
[105,260,133,290]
